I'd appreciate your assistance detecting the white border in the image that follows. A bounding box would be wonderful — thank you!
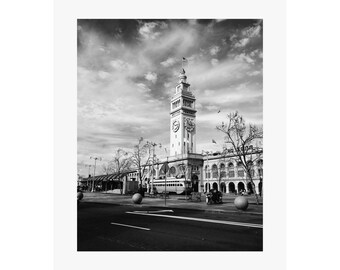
[55,1,286,269]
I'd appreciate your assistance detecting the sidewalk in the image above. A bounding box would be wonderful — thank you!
[80,192,263,215]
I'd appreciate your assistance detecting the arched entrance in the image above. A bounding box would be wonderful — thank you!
[212,182,218,190]
[205,182,211,192]
[238,182,245,193]
[220,182,226,193]
[192,174,199,192]
[228,182,235,193]
[247,182,253,194]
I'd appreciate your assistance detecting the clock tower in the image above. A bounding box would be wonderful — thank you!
[170,69,197,156]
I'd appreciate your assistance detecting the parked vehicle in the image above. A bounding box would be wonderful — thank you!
[206,189,223,204]
[152,177,192,195]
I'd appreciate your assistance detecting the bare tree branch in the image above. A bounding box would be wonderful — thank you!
[216,111,263,204]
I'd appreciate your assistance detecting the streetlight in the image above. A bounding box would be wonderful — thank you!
[163,147,168,206]
[90,156,102,192]
[146,141,161,195]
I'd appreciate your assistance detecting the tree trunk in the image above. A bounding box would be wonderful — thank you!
[247,171,259,205]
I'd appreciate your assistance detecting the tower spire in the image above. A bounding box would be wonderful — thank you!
[178,68,187,83]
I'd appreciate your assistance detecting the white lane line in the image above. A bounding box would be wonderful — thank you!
[110,222,150,231]
[126,212,263,229]
[133,210,174,214]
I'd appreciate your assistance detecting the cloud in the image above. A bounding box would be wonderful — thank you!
[204,90,215,96]
[234,53,255,64]
[211,58,219,66]
[209,45,220,56]
[247,70,261,76]
[144,72,158,83]
[243,24,261,38]
[98,70,110,79]
[136,83,151,93]
[110,59,130,71]
[160,57,177,67]
[234,38,250,48]
[138,21,168,40]
[205,105,219,111]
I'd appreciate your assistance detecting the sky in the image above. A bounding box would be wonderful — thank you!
[77,19,263,176]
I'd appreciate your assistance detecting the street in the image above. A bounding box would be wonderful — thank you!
[78,201,263,251]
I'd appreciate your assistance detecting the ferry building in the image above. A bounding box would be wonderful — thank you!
[82,69,263,195]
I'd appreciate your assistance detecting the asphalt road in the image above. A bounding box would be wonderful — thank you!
[78,202,263,251]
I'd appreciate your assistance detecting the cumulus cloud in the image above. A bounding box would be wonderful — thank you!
[138,21,167,40]
[235,53,255,64]
[234,38,250,48]
[247,70,261,76]
[110,59,129,71]
[136,83,152,93]
[97,70,111,79]
[160,57,177,67]
[209,45,220,56]
[144,72,158,83]
[205,105,219,111]
[243,24,261,38]
[211,58,219,66]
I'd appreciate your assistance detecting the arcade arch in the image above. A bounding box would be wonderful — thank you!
[237,182,245,192]
[212,182,218,190]
[228,182,235,193]
[220,182,226,193]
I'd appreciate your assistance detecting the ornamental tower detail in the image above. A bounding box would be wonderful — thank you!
[169,69,197,156]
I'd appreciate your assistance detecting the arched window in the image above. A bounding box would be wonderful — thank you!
[169,166,176,177]
[212,164,218,178]
[228,162,234,178]
[205,165,210,179]
[237,161,244,177]
[220,163,226,178]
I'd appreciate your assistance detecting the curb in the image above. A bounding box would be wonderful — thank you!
[80,200,263,215]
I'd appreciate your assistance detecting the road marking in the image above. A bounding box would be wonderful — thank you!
[133,210,174,214]
[110,222,150,231]
[126,212,263,229]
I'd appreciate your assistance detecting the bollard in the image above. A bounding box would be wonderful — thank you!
[77,191,84,201]
[234,196,248,210]
[132,193,143,204]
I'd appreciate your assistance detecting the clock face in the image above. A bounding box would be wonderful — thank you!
[172,120,180,132]
[185,118,195,132]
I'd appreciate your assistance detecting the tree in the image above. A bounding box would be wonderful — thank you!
[101,162,114,175]
[216,111,263,204]
[130,137,153,187]
[105,148,131,193]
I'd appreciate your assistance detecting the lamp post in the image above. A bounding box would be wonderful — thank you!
[90,156,102,192]
[146,141,162,195]
[164,148,168,206]
[84,164,93,191]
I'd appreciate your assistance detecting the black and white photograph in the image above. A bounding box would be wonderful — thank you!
[9,0,340,269]
[77,19,263,251]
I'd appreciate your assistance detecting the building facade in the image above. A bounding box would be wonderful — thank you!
[142,69,263,195]
[81,68,263,195]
